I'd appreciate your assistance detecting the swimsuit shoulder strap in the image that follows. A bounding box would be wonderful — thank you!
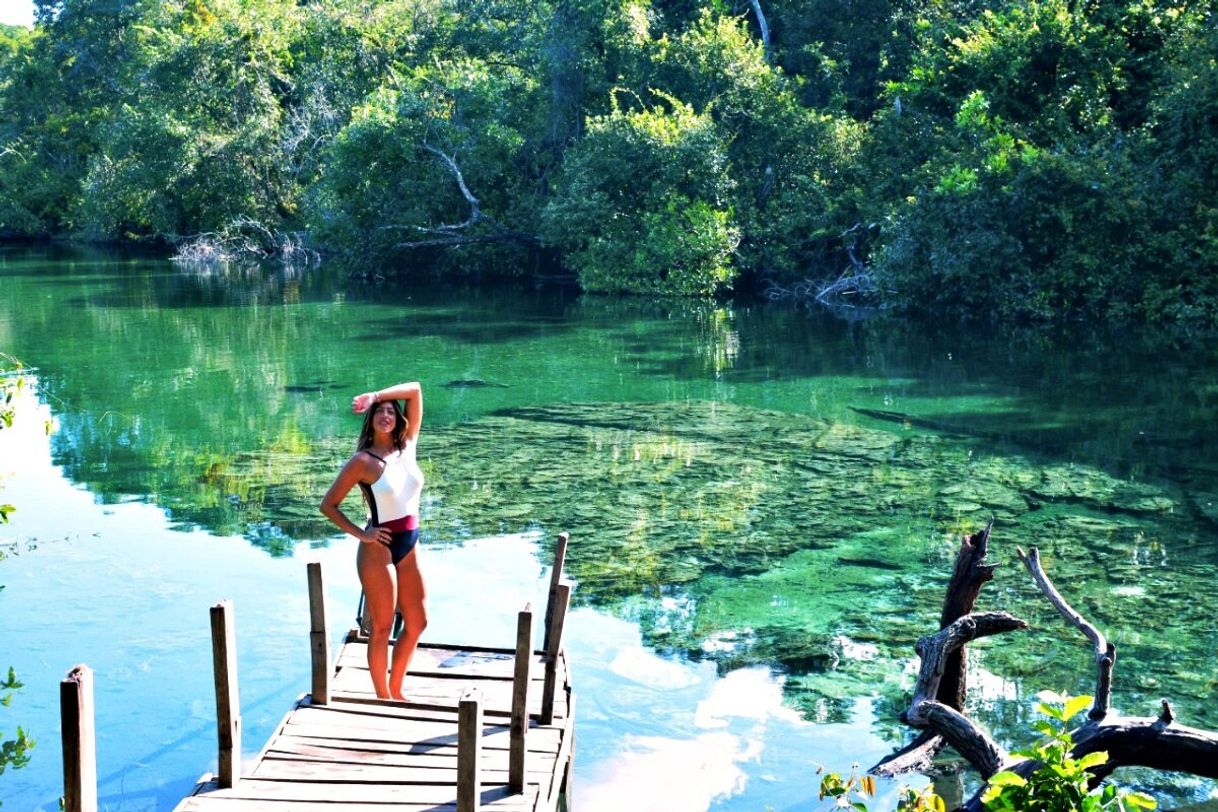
[363,449,387,463]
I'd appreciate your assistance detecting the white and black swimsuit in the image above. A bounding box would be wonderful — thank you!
[359,440,424,564]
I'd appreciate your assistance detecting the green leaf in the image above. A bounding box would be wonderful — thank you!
[1036,702,1067,722]
[986,771,1028,789]
[1121,792,1158,810]
[1074,750,1109,771]
[1063,694,1094,720]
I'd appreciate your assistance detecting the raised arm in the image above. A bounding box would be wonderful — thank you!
[352,381,423,441]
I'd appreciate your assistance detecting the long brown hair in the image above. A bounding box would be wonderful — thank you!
[356,399,409,452]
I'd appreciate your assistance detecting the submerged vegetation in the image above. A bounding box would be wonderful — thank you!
[2,0,1218,325]
[147,399,1217,748]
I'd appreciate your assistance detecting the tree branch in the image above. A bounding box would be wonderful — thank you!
[905,612,1028,728]
[873,522,1002,777]
[1016,546,1113,719]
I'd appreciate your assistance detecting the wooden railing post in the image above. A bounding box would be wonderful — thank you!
[541,581,571,725]
[457,687,483,812]
[60,664,97,812]
[210,600,241,788]
[543,532,569,652]
[509,603,533,792]
[307,562,329,705]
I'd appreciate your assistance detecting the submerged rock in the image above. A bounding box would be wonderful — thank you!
[220,399,1215,722]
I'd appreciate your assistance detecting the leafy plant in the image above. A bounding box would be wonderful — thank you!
[0,354,34,797]
[0,667,33,778]
[981,691,1157,812]
[819,763,877,811]
[817,763,944,811]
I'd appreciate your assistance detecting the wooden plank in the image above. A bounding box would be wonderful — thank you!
[330,670,565,713]
[284,703,489,732]
[264,741,558,770]
[274,732,560,756]
[181,800,458,812]
[336,644,542,680]
[285,703,566,740]
[190,778,539,806]
[457,688,482,812]
[307,563,329,705]
[278,720,561,753]
[178,787,539,812]
[210,600,241,788]
[509,606,532,792]
[60,664,97,812]
[329,676,551,716]
[252,759,556,784]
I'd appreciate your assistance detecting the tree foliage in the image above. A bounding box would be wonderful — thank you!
[0,356,34,792]
[2,0,1218,325]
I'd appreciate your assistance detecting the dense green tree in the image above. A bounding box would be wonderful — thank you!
[865,0,1199,322]
[2,0,1218,325]
[542,93,738,294]
[77,0,307,239]
[309,54,545,268]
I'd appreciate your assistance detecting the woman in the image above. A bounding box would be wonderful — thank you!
[321,381,427,701]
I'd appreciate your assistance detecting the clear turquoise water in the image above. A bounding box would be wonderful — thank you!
[1,245,1216,810]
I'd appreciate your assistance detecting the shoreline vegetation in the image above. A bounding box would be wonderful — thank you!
[3,1,1218,326]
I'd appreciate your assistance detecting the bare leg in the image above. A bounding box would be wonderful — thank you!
[388,547,428,701]
[357,541,397,699]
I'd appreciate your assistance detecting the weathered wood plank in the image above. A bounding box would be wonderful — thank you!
[188,778,539,806]
[284,704,496,733]
[274,732,560,756]
[251,759,554,784]
[177,789,540,812]
[337,645,537,680]
[278,722,561,752]
[329,675,567,719]
[264,742,557,770]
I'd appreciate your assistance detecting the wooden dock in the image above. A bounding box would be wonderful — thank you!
[59,535,576,812]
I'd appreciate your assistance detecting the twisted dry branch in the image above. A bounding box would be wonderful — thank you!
[873,528,1218,811]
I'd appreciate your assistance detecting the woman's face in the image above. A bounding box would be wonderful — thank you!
[372,401,398,434]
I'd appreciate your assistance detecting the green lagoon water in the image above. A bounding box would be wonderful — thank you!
[1,244,1217,810]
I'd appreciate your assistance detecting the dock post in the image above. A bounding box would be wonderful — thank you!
[210,600,242,788]
[509,603,533,792]
[307,562,330,705]
[541,581,571,725]
[60,664,97,812]
[457,687,483,812]
[543,532,569,652]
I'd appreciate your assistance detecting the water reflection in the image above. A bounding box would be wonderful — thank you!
[3,248,1218,806]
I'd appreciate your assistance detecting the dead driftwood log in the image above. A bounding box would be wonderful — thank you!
[871,521,1218,810]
